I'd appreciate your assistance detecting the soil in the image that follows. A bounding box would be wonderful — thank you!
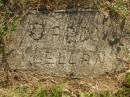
[0,0,129,96]
[0,69,127,96]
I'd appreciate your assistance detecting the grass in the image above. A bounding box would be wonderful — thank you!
[80,89,130,97]
[109,0,129,18]
[0,71,130,97]
[0,0,129,97]
[2,84,64,97]
[0,83,129,97]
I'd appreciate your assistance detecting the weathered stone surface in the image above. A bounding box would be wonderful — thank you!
[6,10,130,77]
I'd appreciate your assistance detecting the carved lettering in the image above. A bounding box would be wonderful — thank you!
[58,52,66,64]
[45,50,55,64]
[69,52,76,64]
[81,52,90,64]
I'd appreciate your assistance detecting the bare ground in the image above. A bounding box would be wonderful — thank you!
[0,69,127,96]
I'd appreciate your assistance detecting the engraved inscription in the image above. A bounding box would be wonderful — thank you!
[11,10,126,76]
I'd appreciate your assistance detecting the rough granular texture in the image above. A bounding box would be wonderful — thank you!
[5,10,130,77]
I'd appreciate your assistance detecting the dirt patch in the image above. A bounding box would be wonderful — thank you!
[0,70,126,94]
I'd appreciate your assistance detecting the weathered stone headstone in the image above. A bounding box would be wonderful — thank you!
[6,10,130,77]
